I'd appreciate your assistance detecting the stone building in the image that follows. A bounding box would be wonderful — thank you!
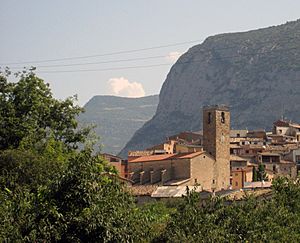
[273,120,300,142]
[128,151,216,191]
[231,167,253,189]
[127,105,231,192]
[257,152,297,179]
[101,153,127,178]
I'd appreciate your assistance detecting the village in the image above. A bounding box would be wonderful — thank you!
[102,105,300,200]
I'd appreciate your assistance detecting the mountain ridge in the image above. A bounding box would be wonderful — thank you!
[119,19,300,158]
[78,95,159,155]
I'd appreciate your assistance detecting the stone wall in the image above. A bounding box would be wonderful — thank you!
[190,152,215,190]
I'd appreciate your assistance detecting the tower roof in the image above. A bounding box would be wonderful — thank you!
[203,104,229,111]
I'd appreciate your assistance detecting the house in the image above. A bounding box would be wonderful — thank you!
[168,131,203,145]
[284,146,300,169]
[231,167,253,189]
[146,140,176,154]
[101,153,127,178]
[273,120,300,142]
[230,129,248,138]
[257,152,297,179]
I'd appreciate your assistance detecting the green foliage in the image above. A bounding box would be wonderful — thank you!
[0,71,89,150]
[1,72,300,242]
[78,95,159,155]
[156,178,300,242]
[252,166,258,181]
[0,147,171,242]
[257,164,268,181]
[252,164,268,182]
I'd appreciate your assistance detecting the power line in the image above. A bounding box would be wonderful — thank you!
[34,46,299,74]
[36,63,171,73]
[5,36,299,69]
[9,55,168,69]
[0,39,203,65]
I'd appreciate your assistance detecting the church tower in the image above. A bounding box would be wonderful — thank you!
[203,105,230,190]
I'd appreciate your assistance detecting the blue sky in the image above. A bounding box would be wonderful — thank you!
[1,0,300,105]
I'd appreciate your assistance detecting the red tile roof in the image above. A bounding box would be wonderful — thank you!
[273,120,290,127]
[128,151,204,163]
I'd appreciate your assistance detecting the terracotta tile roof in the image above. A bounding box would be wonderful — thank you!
[177,151,204,159]
[128,151,204,163]
[290,123,300,129]
[128,150,154,157]
[129,154,172,162]
[273,120,290,127]
[130,185,159,196]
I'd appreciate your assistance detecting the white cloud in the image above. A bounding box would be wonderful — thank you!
[107,77,145,98]
[165,51,182,63]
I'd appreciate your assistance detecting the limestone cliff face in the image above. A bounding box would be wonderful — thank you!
[119,20,300,158]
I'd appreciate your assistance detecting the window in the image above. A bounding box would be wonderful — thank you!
[221,133,225,143]
[212,179,215,184]
[221,112,225,123]
[237,133,240,138]
[235,182,238,186]
[279,129,282,134]
[208,112,212,124]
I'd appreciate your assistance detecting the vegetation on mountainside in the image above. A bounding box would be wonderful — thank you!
[121,19,300,157]
[78,95,158,155]
[1,71,300,242]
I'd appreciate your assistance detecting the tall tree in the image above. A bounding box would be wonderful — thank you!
[0,70,90,150]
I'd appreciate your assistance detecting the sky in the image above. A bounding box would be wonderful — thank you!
[1,0,300,105]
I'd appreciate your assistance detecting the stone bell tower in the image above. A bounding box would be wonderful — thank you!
[203,105,230,190]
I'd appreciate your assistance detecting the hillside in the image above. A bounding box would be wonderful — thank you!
[119,19,300,158]
[78,95,158,155]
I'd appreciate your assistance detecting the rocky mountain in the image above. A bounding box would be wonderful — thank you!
[119,19,300,158]
[78,95,158,155]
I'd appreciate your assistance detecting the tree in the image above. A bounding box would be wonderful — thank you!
[0,70,90,150]
[257,164,268,181]
[252,164,268,182]
[252,166,258,181]
[0,147,170,242]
